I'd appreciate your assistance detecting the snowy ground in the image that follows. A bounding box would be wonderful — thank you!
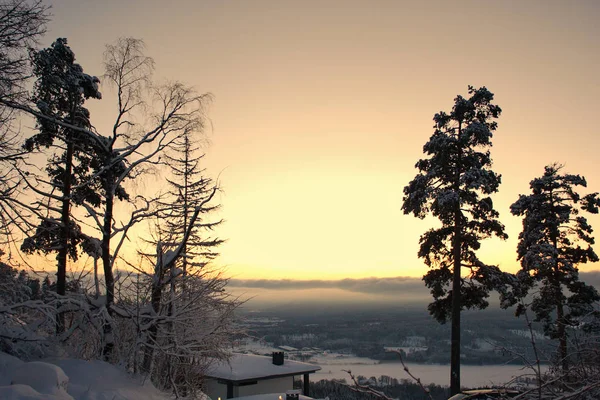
[0,352,181,400]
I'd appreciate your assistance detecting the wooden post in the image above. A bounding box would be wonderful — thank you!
[303,373,310,396]
[227,382,233,398]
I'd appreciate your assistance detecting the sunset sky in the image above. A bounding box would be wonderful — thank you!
[42,0,600,281]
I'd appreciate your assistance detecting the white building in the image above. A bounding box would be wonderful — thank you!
[204,353,321,399]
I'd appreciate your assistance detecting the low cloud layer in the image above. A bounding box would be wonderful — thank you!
[229,276,427,296]
[229,272,600,311]
[229,272,600,296]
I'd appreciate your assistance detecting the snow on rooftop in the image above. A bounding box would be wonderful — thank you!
[278,346,298,352]
[206,353,321,382]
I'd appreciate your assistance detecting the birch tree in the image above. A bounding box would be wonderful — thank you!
[77,37,213,358]
[510,164,600,373]
[402,86,508,395]
[130,90,233,396]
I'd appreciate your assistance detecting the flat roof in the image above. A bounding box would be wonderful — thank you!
[278,346,298,352]
[205,354,321,383]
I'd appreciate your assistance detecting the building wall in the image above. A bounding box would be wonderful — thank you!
[236,376,293,397]
[204,378,227,400]
[204,376,294,399]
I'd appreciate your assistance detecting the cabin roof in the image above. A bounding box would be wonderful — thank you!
[205,353,321,383]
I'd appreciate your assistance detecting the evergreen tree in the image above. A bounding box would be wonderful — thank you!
[402,86,508,394]
[20,38,101,332]
[159,131,223,277]
[510,164,600,372]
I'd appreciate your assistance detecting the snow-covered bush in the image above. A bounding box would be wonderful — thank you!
[108,267,240,397]
[0,263,54,359]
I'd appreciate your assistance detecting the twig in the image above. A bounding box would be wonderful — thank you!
[342,369,394,400]
[387,349,433,400]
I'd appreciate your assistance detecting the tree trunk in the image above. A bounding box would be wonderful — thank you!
[182,135,189,279]
[142,245,164,374]
[141,206,203,374]
[550,188,568,373]
[56,139,74,334]
[102,181,115,359]
[451,220,461,394]
[556,301,568,372]
[450,221,462,393]
[450,122,463,396]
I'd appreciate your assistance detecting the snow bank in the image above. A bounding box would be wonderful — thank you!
[0,384,70,400]
[0,352,174,400]
[11,361,71,398]
[0,352,24,385]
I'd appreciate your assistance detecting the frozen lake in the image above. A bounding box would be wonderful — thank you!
[311,354,543,388]
[236,339,545,388]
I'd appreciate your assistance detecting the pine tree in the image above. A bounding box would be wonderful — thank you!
[402,86,508,395]
[159,131,223,277]
[510,164,600,372]
[21,38,101,332]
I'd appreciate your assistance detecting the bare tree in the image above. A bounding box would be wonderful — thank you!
[73,37,214,358]
[109,199,239,396]
[0,0,49,254]
[0,0,49,100]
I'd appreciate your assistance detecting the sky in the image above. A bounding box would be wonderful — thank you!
[39,0,600,282]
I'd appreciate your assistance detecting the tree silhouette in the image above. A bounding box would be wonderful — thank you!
[158,131,223,278]
[402,86,508,394]
[21,38,101,332]
[510,163,600,372]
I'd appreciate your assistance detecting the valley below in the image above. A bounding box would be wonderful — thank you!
[236,304,552,388]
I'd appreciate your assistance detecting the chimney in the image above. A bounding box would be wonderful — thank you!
[272,351,284,365]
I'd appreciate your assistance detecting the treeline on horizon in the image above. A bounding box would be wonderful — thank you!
[308,376,450,400]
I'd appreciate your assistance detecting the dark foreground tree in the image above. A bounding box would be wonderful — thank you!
[402,86,508,395]
[510,164,600,373]
[0,0,49,252]
[0,0,48,101]
[21,38,101,332]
